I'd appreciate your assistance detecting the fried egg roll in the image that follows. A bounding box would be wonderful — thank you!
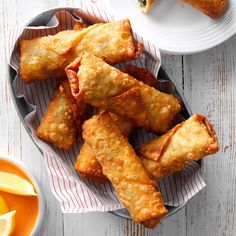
[82,112,167,227]
[67,52,181,134]
[35,80,85,150]
[20,19,141,83]
[183,0,228,19]
[74,112,134,183]
[139,114,220,179]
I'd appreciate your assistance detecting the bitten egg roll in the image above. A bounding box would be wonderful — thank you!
[139,114,220,179]
[74,112,134,183]
[35,80,85,150]
[67,52,181,134]
[20,19,142,83]
[183,0,228,19]
[137,0,154,13]
[82,112,167,227]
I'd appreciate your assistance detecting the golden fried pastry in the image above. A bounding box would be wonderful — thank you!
[59,80,86,130]
[139,114,220,179]
[121,64,159,88]
[74,143,108,183]
[67,52,181,134]
[35,80,85,150]
[74,112,134,182]
[137,0,154,13]
[82,112,167,228]
[183,0,228,19]
[20,19,141,83]
[73,22,88,31]
[35,87,76,149]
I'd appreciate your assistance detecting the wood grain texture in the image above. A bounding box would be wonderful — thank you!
[0,0,235,235]
[183,35,236,236]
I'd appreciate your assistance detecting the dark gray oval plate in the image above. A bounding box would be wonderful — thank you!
[8,7,198,221]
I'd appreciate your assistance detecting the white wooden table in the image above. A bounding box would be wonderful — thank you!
[1,0,236,235]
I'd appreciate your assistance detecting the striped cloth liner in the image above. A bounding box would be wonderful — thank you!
[8,7,206,213]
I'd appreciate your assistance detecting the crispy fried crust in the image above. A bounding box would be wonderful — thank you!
[69,52,181,134]
[103,87,149,128]
[74,112,134,182]
[59,80,86,130]
[139,114,220,179]
[35,82,78,150]
[73,22,88,31]
[108,112,134,137]
[82,112,167,227]
[20,19,141,83]
[183,0,228,19]
[121,64,159,88]
[74,143,108,183]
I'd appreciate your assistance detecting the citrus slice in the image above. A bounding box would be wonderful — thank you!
[0,210,16,236]
[0,196,9,215]
[0,172,37,196]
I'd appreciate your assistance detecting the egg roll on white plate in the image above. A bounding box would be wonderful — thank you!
[82,112,167,228]
[183,0,228,19]
[20,19,142,83]
[139,114,220,179]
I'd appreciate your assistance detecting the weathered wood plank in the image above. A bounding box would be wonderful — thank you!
[1,0,64,235]
[64,212,128,236]
[183,35,236,236]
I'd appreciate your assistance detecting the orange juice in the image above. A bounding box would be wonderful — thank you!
[0,160,39,236]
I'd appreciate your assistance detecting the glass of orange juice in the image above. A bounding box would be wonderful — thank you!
[0,155,44,236]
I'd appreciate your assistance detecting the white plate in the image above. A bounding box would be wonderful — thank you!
[99,0,236,54]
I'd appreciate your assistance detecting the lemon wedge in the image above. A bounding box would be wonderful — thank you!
[0,210,16,236]
[0,172,37,196]
[0,196,9,215]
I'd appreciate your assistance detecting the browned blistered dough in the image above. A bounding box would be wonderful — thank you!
[20,19,140,83]
[67,52,181,134]
[74,142,108,183]
[183,0,228,19]
[59,80,86,130]
[121,64,159,88]
[73,22,88,31]
[36,83,76,149]
[82,112,167,227]
[74,112,134,183]
[139,114,220,179]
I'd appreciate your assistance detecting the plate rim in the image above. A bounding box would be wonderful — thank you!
[102,0,236,55]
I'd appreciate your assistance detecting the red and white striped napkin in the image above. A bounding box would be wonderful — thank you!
[8,7,205,213]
